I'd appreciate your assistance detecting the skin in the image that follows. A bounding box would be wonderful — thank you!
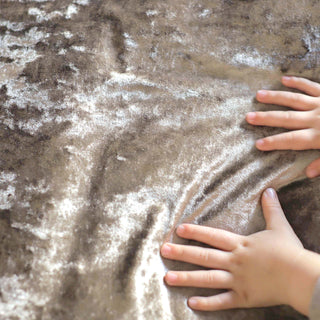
[161,77,320,315]
[247,76,320,178]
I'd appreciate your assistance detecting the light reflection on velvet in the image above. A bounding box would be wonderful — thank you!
[0,1,320,320]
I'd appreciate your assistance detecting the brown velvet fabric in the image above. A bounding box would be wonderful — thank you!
[1,1,320,319]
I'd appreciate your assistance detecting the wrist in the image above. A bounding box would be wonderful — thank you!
[287,248,320,316]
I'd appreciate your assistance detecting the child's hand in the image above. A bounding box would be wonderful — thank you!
[161,189,320,315]
[246,76,320,178]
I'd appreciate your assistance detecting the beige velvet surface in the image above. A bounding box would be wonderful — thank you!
[1,1,320,319]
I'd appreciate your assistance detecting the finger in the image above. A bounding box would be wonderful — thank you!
[188,291,239,311]
[160,243,231,269]
[256,90,319,111]
[164,270,233,289]
[261,188,293,232]
[256,129,320,151]
[176,224,243,251]
[306,157,320,178]
[246,110,313,130]
[282,76,320,97]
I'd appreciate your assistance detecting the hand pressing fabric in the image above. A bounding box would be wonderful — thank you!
[246,76,320,178]
[161,189,320,316]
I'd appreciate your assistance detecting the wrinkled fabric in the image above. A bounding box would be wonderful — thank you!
[1,1,320,319]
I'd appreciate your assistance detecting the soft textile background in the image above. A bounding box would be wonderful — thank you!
[1,1,320,319]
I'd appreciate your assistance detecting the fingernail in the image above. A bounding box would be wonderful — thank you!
[188,298,198,308]
[166,272,178,284]
[177,225,185,234]
[307,168,318,178]
[161,244,172,257]
[246,112,256,122]
[257,90,267,98]
[265,188,277,200]
[256,139,264,148]
[282,76,291,82]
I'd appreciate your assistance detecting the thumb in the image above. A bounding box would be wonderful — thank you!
[261,188,292,231]
[306,157,320,178]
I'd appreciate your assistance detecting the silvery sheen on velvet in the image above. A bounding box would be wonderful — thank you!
[0,1,320,319]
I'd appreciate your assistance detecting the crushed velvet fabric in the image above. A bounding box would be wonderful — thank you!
[1,1,320,319]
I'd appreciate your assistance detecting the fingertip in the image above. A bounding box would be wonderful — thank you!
[176,224,195,237]
[165,272,178,285]
[263,188,278,201]
[176,224,186,235]
[256,138,274,151]
[261,187,289,231]
[255,139,266,150]
[161,243,172,257]
[306,168,319,179]
[261,188,280,213]
[246,112,256,123]
[256,90,268,101]
[306,158,320,179]
[282,75,292,84]
[188,297,198,309]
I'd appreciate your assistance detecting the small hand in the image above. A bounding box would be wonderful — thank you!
[161,189,315,314]
[246,76,320,178]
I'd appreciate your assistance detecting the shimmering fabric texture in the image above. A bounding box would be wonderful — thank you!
[1,1,320,320]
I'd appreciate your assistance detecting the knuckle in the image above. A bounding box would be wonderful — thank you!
[264,197,279,206]
[313,131,320,147]
[199,250,210,263]
[240,238,250,248]
[174,245,183,256]
[311,129,320,138]
[205,271,215,284]
[238,289,250,306]
[265,201,280,210]
[215,295,224,308]
[285,111,294,121]
[290,92,300,103]
[312,108,320,118]
[307,109,316,121]
[313,97,320,108]
[230,241,250,267]
[229,252,243,267]
[287,131,295,143]
[284,112,290,121]
[208,229,216,241]
[312,113,320,129]
[181,272,189,283]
